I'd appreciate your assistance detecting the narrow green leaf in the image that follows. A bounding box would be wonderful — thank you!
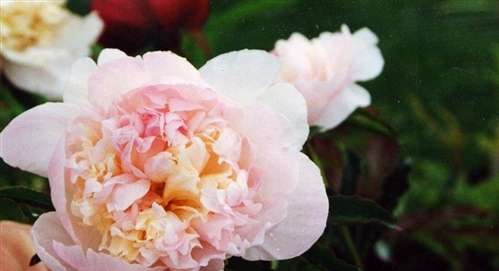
[329,195,396,229]
[0,186,54,210]
[346,110,397,138]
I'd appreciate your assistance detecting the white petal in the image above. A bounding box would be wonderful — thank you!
[3,53,70,99]
[353,27,379,45]
[63,57,96,105]
[54,12,103,56]
[97,49,128,65]
[314,83,371,130]
[244,153,328,260]
[350,28,384,81]
[0,103,81,176]
[257,82,309,149]
[200,49,280,104]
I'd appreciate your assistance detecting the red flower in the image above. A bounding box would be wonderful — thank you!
[92,0,209,53]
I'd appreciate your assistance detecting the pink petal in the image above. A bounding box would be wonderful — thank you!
[0,102,81,177]
[107,179,151,211]
[201,259,224,271]
[32,212,75,271]
[53,241,164,271]
[49,138,78,243]
[254,148,300,198]
[89,51,205,110]
[33,212,162,271]
[200,50,280,103]
[142,51,202,83]
[88,56,149,110]
[49,139,102,248]
[314,83,371,130]
[255,82,309,150]
[244,153,328,260]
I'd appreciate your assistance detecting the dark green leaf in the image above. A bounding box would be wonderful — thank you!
[66,0,91,15]
[18,203,45,224]
[276,245,361,271]
[329,195,396,229]
[0,198,29,223]
[0,186,53,210]
[305,245,361,271]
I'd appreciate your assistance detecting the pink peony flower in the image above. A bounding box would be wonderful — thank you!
[273,24,384,130]
[0,49,328,271]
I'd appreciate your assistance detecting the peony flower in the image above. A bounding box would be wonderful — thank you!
[273,24,384,130]
[0,0,102,99]
[0,48,328,270]
[92,0,209,54]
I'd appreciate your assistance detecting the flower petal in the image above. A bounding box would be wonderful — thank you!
[314,83,371,130]
[49,138,77,243]
[243,153,328,260]
[350,27,384,81]
[32,212,75,271]
[3,52,70,99]
[143,51,202,82]
[63,57,97,106]
[89,51,202,110]
[97,49,128,65]
[2,12,102,99]
[200,49,280,104]
[107,179,151,211]
[53,242,163,271]
[33,213,162,271]
[201,259,224,271]
[49,137,103,249]
[0,103,81,176]
[54,12,103,56]
[88,55,149,109]
[256,82,309,149]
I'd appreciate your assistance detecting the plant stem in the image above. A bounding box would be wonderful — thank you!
[340,226,363,269]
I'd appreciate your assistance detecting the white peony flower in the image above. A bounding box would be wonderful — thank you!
[0,0,103,99]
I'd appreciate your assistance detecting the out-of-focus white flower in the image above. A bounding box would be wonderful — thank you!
[0,0,102,99]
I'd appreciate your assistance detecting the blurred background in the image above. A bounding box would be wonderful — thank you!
[1,0,498,270]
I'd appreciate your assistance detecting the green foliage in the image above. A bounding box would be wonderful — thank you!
[0,186,53,224]
[329,195,396,228]
[0,186,54,210]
